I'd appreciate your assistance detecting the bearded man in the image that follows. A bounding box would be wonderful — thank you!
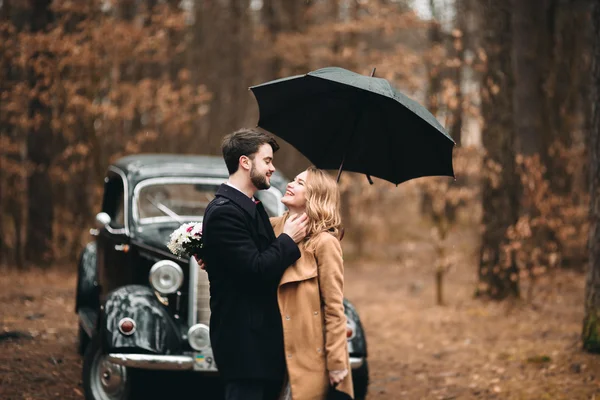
[202,128,308,400]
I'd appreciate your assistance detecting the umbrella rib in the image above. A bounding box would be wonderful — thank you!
[335,92,367,182]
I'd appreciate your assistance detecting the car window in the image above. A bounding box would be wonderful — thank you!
[102,175,125,228]
[255,187,285,217]
[136,182,220,224]
[114,191,125,227]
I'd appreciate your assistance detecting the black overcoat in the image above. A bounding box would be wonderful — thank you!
[202,184,301,382]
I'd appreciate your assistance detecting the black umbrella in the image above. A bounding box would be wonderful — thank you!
[249,66,455,185]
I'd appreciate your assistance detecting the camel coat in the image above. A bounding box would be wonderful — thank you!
[272,216,354,400]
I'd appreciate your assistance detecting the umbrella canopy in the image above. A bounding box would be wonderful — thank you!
[249,66,455,185]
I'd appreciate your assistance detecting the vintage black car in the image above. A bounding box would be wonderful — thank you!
[75,154,369,400]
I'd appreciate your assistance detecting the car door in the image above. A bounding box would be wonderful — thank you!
[96,169,132,297]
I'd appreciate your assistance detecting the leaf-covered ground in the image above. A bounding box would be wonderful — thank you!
[1,249,600,399]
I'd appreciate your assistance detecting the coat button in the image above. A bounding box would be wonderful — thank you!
[314,311,319,315]
[317,348,321,353]
[285,315,291,320]
[287,354,292,358]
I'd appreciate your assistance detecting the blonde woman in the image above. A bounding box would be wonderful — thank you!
[272,166,354,400]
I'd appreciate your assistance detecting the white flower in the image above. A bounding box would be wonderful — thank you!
[166,221,204,257]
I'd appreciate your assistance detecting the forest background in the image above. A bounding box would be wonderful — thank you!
[2,0,600,354]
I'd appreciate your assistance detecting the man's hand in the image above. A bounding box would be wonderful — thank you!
[282,213,308,243]
[329,369,348,386]
[194,255,206,270]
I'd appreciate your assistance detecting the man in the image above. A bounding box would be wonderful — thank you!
[202,128,308,400]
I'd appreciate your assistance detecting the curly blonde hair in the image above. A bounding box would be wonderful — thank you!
[303,166,342,250]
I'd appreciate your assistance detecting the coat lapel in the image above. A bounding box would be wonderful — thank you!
[215,184,256,217]
[216,184,272,244]
[255,201,275,243]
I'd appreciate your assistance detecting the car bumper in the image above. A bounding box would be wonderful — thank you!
[349,356,365,369]
[107,354,196,371]
[107,353,366,371]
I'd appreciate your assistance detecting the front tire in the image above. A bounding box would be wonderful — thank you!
[82,336,132,400]
[352,360,369,400]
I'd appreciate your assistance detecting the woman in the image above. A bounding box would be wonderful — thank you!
[272,166,354,400]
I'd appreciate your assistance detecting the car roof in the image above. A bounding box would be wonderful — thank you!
[112,154,289,192]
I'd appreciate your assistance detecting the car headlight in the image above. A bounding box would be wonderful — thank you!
[188,323,211,350]
[149,260,184,294]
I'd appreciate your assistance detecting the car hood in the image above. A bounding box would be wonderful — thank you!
[134,224,179,254]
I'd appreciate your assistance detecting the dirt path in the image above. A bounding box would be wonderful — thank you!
[1,261,600,399]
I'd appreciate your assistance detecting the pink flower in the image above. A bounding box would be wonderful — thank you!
[187,226,194,233]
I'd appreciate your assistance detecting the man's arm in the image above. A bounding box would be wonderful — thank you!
[205,205,300,285]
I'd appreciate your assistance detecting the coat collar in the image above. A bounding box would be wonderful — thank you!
[280,252,318,286]
[272,215,318,285]
[215,183,256,217]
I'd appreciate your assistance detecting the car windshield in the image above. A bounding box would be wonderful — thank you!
[133,178,285,225]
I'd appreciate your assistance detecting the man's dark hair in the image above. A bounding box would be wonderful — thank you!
[221,128,280,175]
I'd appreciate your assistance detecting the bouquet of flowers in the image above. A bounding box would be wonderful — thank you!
[167,222,204,259]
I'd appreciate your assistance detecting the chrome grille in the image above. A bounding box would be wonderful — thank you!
[196,264,211,325]
[188,257,211,327]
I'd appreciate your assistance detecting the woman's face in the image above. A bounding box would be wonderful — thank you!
[281,170,308,210]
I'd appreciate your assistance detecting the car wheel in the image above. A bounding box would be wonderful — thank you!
[352,359,369,400]
[82,336,132,400]
[78,325,90,356]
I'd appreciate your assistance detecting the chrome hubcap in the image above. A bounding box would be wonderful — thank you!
[91,350,128,400]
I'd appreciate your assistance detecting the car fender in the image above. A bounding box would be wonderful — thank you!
[75,242,99,312]
[344,298,367,357]
[100,285,183,354]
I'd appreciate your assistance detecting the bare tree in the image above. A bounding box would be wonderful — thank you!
[426,0,443,117]
[477,1,520,299]
[24,0,54,266]
[447,0,465,146]
[583,0,600,353]
[511,0,543,156]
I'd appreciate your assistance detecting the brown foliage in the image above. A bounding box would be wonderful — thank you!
[0,1,211,265]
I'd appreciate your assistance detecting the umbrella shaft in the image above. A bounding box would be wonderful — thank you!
[336,156,345,182]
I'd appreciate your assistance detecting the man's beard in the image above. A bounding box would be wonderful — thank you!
[250,164,270,190]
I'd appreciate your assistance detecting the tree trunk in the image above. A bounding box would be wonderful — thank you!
[477,1,520,300]
[202,1,246,150]
[426,0,443,117]
[263,0,282,79]
[0,0,27,268]
[583,0,600,353]
[229,0,247,131]
[24,0,54,266]
[544,0,591,197]
[511,0,544,156]
[447,0,465,146]
[0,0,8,265]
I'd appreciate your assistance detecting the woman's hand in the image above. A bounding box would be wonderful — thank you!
[329,369,348,386]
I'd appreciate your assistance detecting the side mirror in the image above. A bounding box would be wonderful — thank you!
[95,212,111,229]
